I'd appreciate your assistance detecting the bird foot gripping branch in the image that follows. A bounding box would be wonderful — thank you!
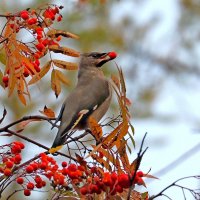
[49,51,117,154]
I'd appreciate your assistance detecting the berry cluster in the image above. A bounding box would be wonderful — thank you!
[0,143,146,198]
[0,141,24,176]
[80,170,145,196]
[2,5,63,88]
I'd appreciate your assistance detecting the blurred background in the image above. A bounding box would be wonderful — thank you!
[0,0,200,199]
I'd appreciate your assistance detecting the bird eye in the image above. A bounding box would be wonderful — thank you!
[91,54,99,58]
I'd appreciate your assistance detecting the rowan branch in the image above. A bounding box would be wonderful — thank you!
[127,132,148,200]
[0,115,56,132]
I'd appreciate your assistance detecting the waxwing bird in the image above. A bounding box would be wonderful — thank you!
[50,51,117,153]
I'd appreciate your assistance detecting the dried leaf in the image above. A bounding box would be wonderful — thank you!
[47,30,79,39]
[19,119,41,129]
[88,117,103,142]
[49,45,80,57]
[144,174,159,179]
[39,105,55,118]
[102,123,123,145]
[53,59,78,70]
[17,77,26,105]
[111,74,120,89]
[55,69,70,85]
[51,69,61,98]
[28,61,51,85]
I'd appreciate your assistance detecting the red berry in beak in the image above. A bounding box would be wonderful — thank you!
[108,51,117,59]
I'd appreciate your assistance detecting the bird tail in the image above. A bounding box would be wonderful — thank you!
[49,130,64,154]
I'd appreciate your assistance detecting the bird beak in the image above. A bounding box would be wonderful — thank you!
[96,52,117,67]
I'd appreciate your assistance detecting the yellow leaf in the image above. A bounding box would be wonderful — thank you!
[47,30,79,39]
[55,69,70,85]
[28,61,51,85]
[49,45,80,57]
[51,69,61,98]
[53,59,78,70]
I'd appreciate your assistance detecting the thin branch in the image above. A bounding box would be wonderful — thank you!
[0,115,56,132]
[149,176,200,200]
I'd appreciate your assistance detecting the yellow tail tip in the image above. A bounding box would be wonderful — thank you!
[49,146,62,154]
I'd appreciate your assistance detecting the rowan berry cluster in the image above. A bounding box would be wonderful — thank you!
[0,141,24,176]
[2,5,63,87]
[80,169,145,196]
[0,142,146,198]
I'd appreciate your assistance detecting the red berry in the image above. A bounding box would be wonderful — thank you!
[34,65,41,72]
[56,36,62,41]
[24,189,31,196]
[11,144,21,154]
[77,165,85,171]
[27,182,34,190]
[14,154,22,164]
[68,163,77,172]
[62,168,69,175]
[35,182,42,188]
[89,184,99,194]
[36,43,45,52]
[136,177,144,185]
[57,15,62,22]
[42,180,46,187]
[34,175,42,184]
[13,141,25,149]
[108,51,117,59]
[27,18,37,25]
[118,174,131,189]
[2,76,9,83]
[23,68,29,77]
[103,173,112,186]
[39,162,47,170]
[80,186,88,195]
[20,11,29,20]
[136,171,144,177]
[5,161,14,168]
[16,177,24,184]
[4,168,12,176]
[62,161,67,168]
[115,184,123,193]
[111,172,118,182]
[30,162,38,171]
[26,165,34,173]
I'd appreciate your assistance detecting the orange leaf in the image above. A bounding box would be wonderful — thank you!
[49,45,80,57]
[28,61,51,85]
[39,105,55,118]
[51,69,61,98]
[17,77,26,105]
[102,123,123,145]
[88,117,103,142]
[53,59,78,70]
[47,30,79,39]
[55,69,70,85]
